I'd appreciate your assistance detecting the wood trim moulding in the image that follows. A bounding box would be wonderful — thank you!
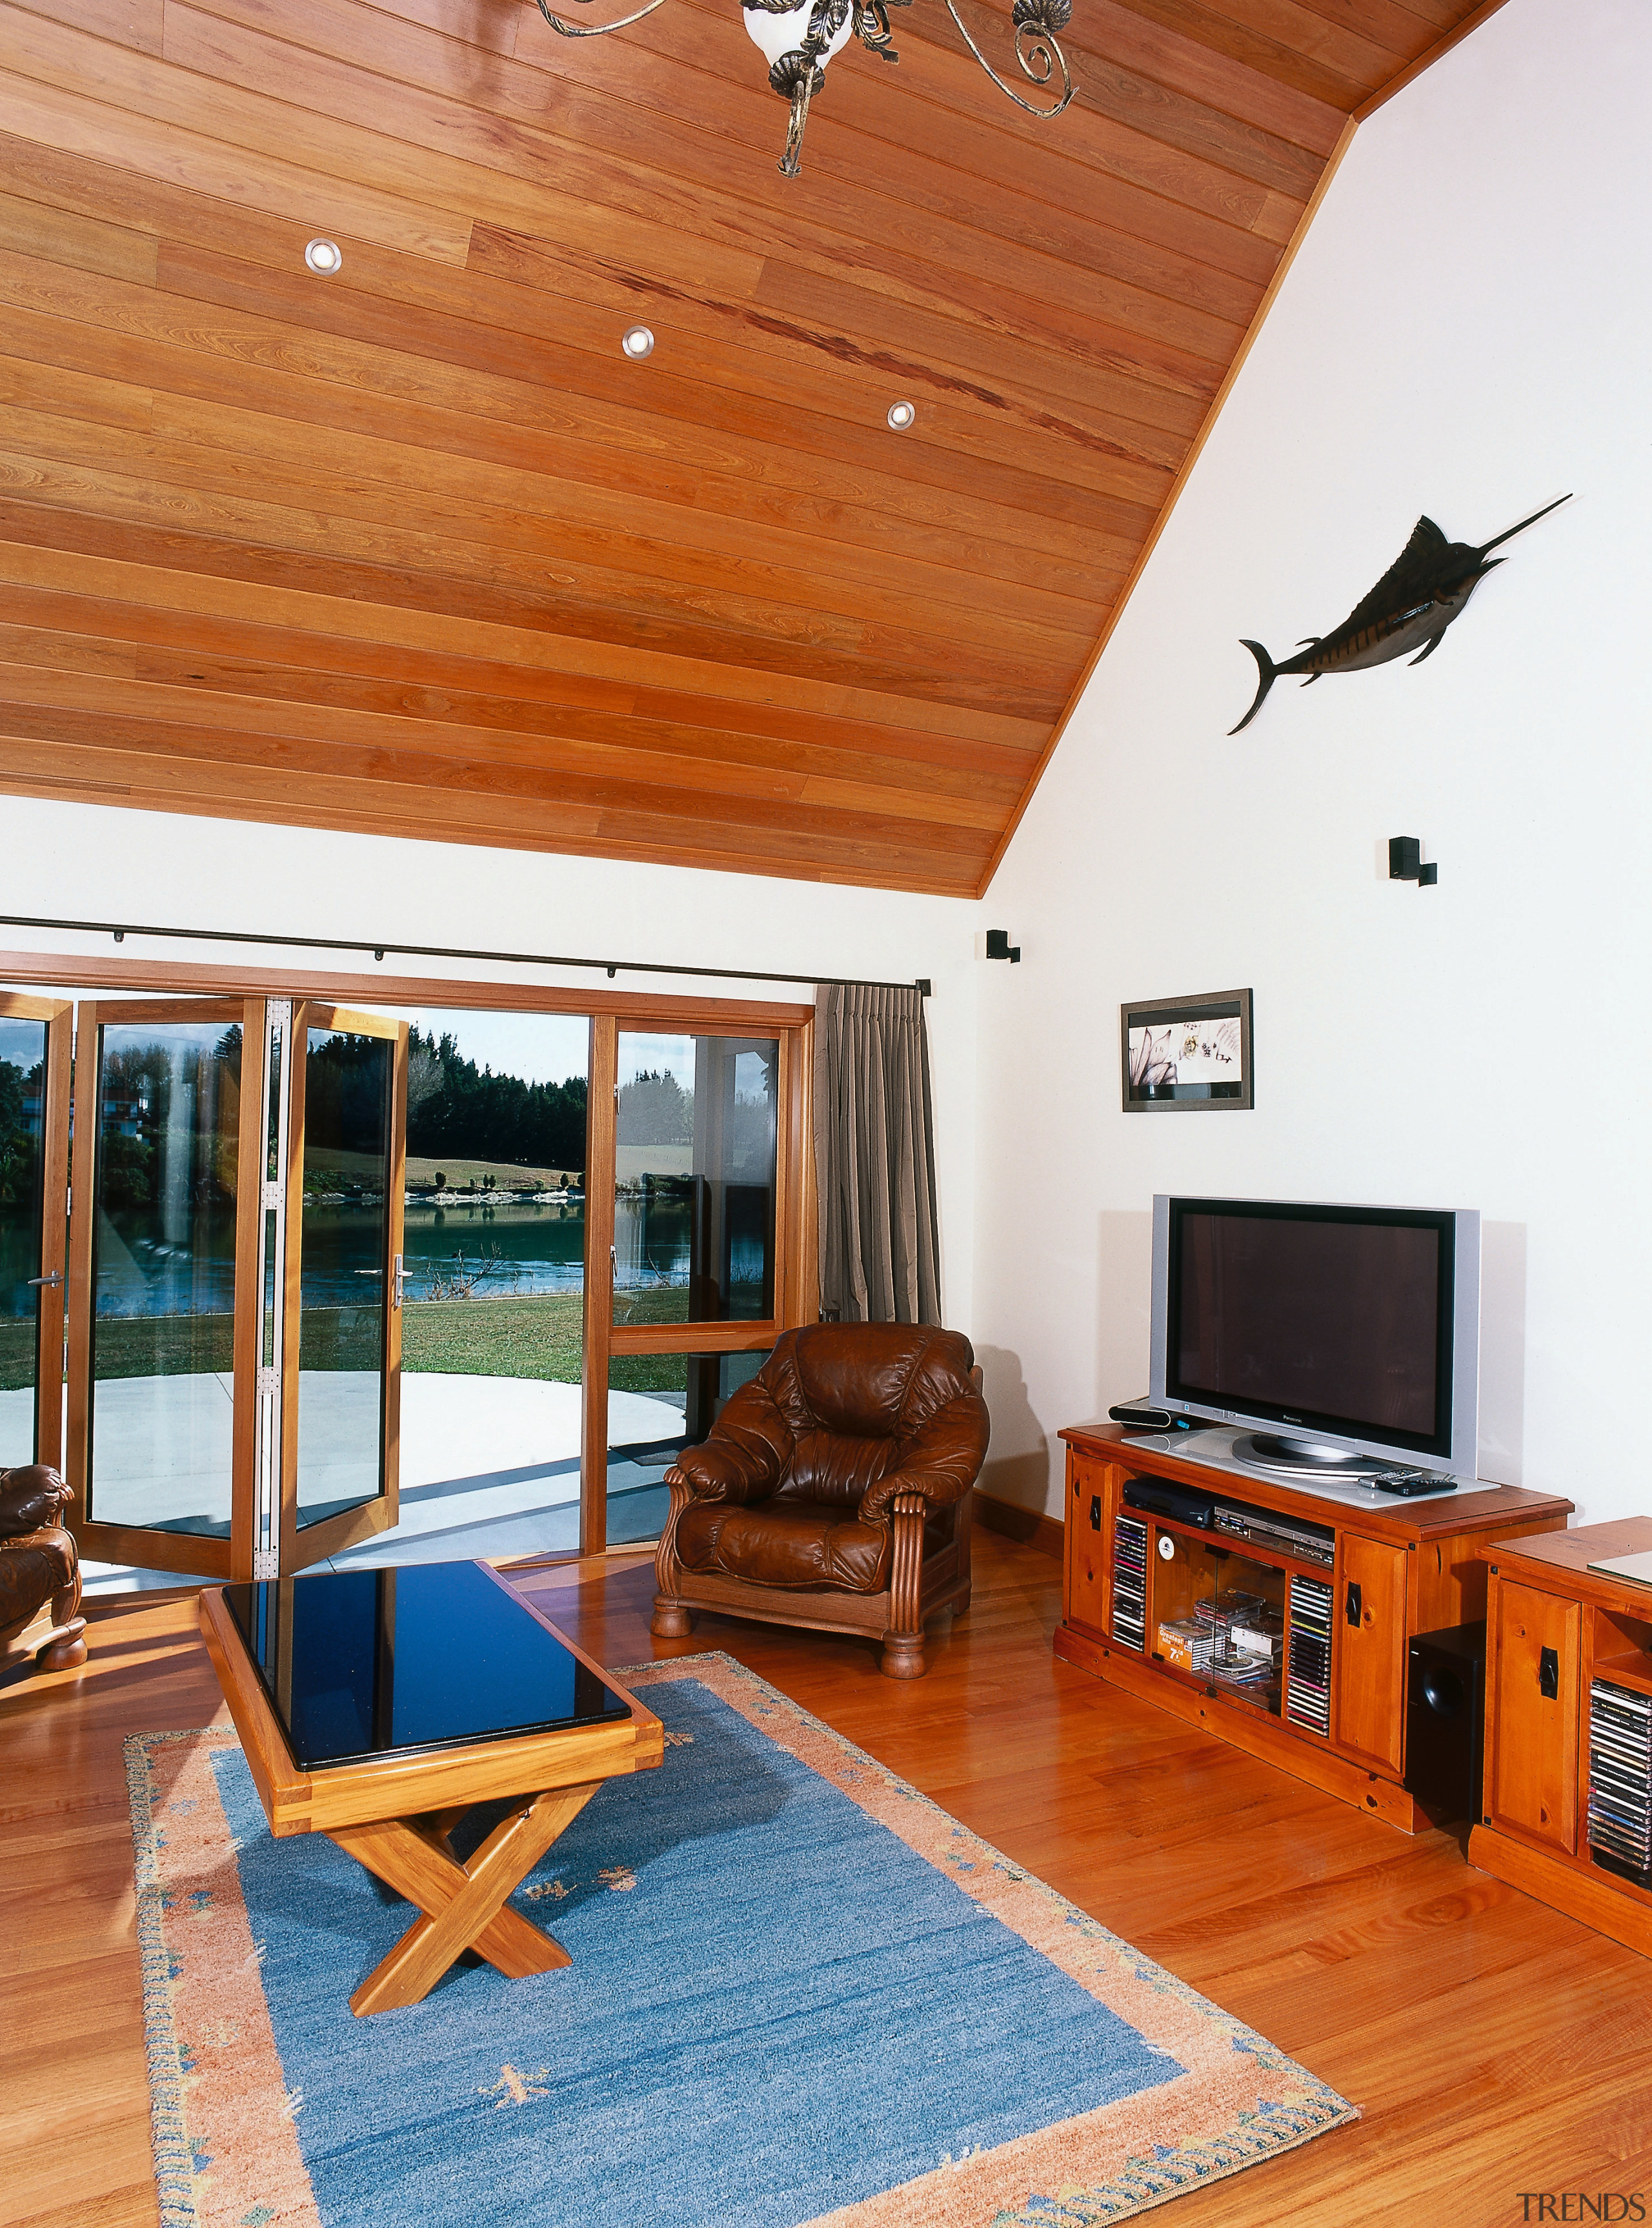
[974,1490,1063,1561]
[0,951,815,1032]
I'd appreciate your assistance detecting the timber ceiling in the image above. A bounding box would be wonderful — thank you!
[0,0,1495,896]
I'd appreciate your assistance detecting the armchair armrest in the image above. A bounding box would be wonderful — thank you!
[0,1465,71,1541]
[859,1390,989,1525]
[666,1378,792,1506]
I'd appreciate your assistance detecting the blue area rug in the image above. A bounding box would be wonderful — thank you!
[126,1652,1355,2227]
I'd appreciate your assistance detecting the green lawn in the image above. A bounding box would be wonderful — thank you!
[1,1288,712,1392]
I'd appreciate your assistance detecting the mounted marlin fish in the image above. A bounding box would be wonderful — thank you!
[1228,495,1571,736]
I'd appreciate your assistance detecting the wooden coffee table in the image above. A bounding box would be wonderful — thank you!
[198,1559,662,2016]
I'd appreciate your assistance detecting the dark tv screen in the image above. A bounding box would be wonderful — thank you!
[1167,1204,1451,1448]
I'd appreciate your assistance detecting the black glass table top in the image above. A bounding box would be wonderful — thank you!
[223,1560,632,1770]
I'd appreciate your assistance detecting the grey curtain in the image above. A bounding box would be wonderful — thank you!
[812,984,941,1325]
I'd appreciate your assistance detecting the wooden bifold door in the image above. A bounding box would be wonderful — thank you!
[50,996,405,1583]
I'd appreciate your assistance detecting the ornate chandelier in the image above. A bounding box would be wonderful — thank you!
[534,0,1077,178]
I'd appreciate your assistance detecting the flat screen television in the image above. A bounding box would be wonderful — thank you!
[1147,1195,1480,1478]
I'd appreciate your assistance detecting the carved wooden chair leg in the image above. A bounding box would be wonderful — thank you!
[650,1475,697,1638]
[40,1568,86,1670]
[880,1491,929,1679]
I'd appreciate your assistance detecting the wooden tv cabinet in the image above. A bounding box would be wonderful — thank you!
[1469,1521,1652,1957]
[1055,1422,1572,1833]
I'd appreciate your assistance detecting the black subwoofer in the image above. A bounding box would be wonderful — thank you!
[1405,1621,1486,1826]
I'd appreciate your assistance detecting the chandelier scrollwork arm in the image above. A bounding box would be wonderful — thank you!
[533,0,670,40]
[942,0,1074,118]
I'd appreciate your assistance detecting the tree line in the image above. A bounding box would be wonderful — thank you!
[407,1028,589,1171]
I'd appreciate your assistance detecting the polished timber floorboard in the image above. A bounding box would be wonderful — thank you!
[3,1533,1649,2228]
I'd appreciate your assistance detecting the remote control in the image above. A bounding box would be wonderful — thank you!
[1370,1468,1459,1496]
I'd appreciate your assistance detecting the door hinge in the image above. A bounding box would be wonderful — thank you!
[262,1179,283,1209]
[257,1365,280,1399]
[268,998,292,1029]
[252,1547,279,1581]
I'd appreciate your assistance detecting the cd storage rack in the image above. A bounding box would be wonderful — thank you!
[1285,1574,1335,1737]
[1587,1677,1652,1887]
[1111,1514,1147,1652]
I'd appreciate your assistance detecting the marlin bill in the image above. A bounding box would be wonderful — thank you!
[1229,496,1571,736]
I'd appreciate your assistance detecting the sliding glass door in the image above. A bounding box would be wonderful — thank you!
[0,993,69,1474]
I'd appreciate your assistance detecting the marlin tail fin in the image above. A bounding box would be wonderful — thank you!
[1477,492,1571,560]
[1229,640,1277,735]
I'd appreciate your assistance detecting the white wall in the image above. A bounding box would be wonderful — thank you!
[0,796,980,1324]
[972,0,1652,1525]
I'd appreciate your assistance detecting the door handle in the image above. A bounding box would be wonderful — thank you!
[1345,1581,1362,1627]
[25,1272,63,1288]
[392,1253,405,1310]
[1089,1494,1101,1532]
[1538,1645,1560,1699]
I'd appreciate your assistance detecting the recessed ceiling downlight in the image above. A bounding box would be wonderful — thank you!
[887,400,916,431]
[304,238,342,274]
[621,325,655,359]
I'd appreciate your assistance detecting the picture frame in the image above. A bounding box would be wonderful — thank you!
[1121,988,1253,1113]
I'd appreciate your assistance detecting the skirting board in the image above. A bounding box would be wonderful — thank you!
[974,1492,1063,1561]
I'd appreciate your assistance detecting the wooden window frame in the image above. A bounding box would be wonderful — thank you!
[1,951,816,1569]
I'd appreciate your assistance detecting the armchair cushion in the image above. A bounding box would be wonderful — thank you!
[676,1497,892,1594]
[0,1464,72,1540]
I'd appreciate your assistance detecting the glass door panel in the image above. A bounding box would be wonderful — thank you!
[0,994,69,1472]
[605,1346,770,1548]
[613,1033,778,1328]
[67,999,266,1579]
[280,1004,407,1565]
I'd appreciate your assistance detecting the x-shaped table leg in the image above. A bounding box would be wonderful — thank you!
[328,1781,601,2016]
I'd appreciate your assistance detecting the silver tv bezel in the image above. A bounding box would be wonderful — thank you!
[1147,1194,1481,1479]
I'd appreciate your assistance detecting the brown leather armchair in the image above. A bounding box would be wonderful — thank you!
[0,1466,87,1677]
[650,1324,989,1679]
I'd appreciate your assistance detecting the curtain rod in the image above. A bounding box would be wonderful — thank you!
[0,912,932,998]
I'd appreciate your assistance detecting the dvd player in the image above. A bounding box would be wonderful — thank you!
[1214,1500,1336,1570]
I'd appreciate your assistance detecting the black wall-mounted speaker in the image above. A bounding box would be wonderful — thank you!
[1405,1621,1486,1826]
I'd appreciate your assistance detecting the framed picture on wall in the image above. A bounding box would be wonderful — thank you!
[1121,989,1253,1112]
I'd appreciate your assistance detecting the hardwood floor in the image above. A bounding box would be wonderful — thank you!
[3,1531,1647,2227]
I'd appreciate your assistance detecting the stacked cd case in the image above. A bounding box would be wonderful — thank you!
[1587,1678,1652,1886]
[1111,1514,1147,1652]
[1285,1572,1334,1737]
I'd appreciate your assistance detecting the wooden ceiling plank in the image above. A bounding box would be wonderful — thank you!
[1060,0,1347,149]
[1280,0,1453,63]
[0,653,1017,829]
[1103,0,1370,106]
[0,697,1003,855]
[0,349,153,434]
[161,1,1256,370]
[1182,0,1404,84]
[0,576,1042,780]
[0,140,1209,522]
[0,183,157,283]
[137,241,1168,557]
[8,0,163,58]
[0,376,1120,649]
[0,520,1051,747]
[126,388,1120,649]
[0,452,1075,718]
[0,619,137,680]
[0,65,473,264]
[200,0,1291,312]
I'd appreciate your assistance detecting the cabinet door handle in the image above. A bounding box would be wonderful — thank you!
[1538,1645,1560,1699]
[1345,1581,1362,1628]
[1089,1494,1101,1532]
